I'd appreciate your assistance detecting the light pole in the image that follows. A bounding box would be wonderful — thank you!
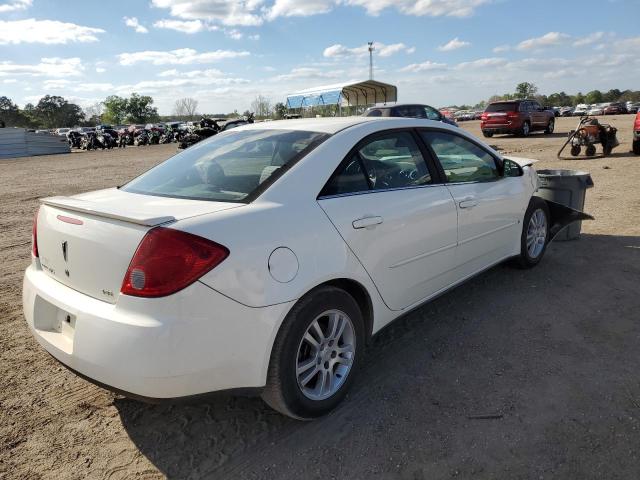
[368,41,374,80]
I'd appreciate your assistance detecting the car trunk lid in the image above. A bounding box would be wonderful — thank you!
[36,188,242,303]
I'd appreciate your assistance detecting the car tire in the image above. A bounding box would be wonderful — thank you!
[482,131,493,138]
[633,140,640,155]
[514,197,550,269]
[520,121,530,137]
[262,286,365,420]
[545,118,555,134]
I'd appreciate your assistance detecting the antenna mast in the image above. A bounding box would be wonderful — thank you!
[368,41,374,80]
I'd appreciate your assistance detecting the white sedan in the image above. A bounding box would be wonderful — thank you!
[23,117,584,419]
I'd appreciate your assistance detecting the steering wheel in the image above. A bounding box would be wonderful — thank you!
[345,158,377,187]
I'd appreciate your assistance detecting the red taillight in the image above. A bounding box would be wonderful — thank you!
[121,227,229,298]
[32,207,39,258]
[480,113,488,121]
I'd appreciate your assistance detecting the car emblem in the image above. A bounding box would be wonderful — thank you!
[62,241,68,262]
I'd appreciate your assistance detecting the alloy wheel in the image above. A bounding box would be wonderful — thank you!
[526,209,547,258]
[296,310,356,401]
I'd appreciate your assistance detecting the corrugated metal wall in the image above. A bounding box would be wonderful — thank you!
[0,128,70,159]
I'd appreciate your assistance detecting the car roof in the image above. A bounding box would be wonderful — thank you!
[235,116,383,134]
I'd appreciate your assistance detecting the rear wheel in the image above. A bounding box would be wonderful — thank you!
[262,286,365,419]
[633,140,640,155]
[482,131,493,138]
[545,118,555,134]
[514,198,549,268]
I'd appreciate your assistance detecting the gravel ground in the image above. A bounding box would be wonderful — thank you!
[1,115,639,479]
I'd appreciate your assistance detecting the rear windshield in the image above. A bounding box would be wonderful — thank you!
[122,129,328,202]
[485,102,518,113]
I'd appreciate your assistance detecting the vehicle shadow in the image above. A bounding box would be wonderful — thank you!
[116,233,640,480]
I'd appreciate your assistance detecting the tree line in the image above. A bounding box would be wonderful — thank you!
[451,83,640,111]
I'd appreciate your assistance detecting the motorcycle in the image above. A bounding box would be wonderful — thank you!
[67,130,84,149]
[148,129,161,145]
[178,117,223,150]
[81,131,106,150]
[134,130,149,146]
[96,131,116,149]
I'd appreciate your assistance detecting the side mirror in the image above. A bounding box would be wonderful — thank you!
[503,159,523,177]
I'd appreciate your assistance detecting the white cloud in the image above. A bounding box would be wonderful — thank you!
[492,44,510,53]
[517,32,569,50]
[0,58,83,78]
[95,67,106,73]
[124,16,148,34]
[157,68,225,78]
[323,42,413,58]
[225,28,243,39]
[3,78,18,84]
[400,61,447,72]
[611,35,640,52]
[118,48,250,66]
[267,0,334,20]
[572,31,604,47]
[153,19,210,33]
[150,0,264,26]
[0,0,31,13]
[344,0,490,17]
[273,67,343,81]
[437,37,471,51]
[455,57,506,69]
[0,19,104,45]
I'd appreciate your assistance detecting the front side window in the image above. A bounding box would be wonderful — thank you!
[123,129,327,202]
[421,131,499,183]
[321,131,432,196]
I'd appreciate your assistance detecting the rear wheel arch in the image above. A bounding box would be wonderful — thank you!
[320,278,374,342]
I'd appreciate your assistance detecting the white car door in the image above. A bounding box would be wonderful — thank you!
[419,130,528,279]
[317,130,458,312]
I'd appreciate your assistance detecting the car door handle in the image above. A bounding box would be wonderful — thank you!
[458,198,478,209]
[352,216,383,229]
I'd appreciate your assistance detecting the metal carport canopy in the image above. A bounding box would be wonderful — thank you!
[286,80,397,108]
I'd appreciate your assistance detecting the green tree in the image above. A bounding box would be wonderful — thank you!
[274,102,287,119]
[126,93,158,123]
[584,90,603,104]
[103,95,128,124]
[573,92,585,105]
[33,95,84,128]
[0,96,29,127]
[515,82,538,99]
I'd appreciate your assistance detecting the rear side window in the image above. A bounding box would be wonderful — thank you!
[391,106,426,118]
[421,131,499,183]
[485,102,518,113]
[123,129,328,202]
[365,109,384,117]
[321,131,432,196]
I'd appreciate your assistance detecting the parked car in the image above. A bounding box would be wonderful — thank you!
[363,103,458,127]
[633,112,640,155]
[23,117,589,419]
[454,110,475,121]
[587,104,607,116]
[573,104,590,116]
[54,128,71,136]
[603,103,627,115]
[628,103,640,114]
[546,106,560,117]
[559,106,574,117]
[480,99,555,137]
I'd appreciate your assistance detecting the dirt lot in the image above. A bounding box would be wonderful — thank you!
[1,115,639,479]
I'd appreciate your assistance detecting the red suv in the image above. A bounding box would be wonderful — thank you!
[481,100,555,138]
[633,112,640,155]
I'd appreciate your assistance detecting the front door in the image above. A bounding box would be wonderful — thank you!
[419,130,526,278]
[317,130,458,311]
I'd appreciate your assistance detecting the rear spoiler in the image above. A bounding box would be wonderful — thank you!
[40,196,176,227]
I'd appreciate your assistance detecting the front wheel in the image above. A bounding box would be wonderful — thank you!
[262,286,364,419]
[520,121,530,137]
[482,130,494,138]
[545,118,555,134]
[514,198,550,268]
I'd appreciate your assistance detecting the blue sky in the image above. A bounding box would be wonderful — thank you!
[1,0,639,115]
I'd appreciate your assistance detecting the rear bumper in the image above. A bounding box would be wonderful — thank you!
[481,125,520,134]
[23,264,294,399]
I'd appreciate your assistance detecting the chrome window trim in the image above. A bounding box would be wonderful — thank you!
[317,182,448,200]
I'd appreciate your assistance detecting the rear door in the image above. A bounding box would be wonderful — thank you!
[317,130,458,311]
[419,130,527,278]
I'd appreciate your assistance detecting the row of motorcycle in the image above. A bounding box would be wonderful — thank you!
[66,114,255,152]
